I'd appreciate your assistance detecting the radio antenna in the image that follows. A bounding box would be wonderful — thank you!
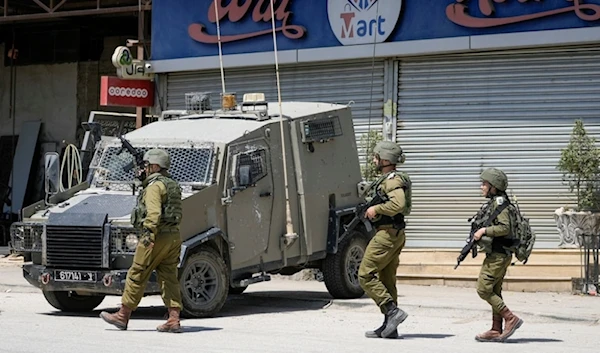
[213,0,226,94]
[269,0,298,247]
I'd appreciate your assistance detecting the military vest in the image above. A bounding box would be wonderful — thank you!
[131,174,183,230]
[472,195,514,254]
[369,171,412,228]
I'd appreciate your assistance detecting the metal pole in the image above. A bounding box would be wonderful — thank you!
[135,1,144,129]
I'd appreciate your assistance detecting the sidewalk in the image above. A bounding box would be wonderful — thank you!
[1,261,598,324]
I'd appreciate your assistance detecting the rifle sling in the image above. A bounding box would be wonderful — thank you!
[481,200,509,228]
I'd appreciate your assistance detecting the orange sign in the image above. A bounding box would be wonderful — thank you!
[188,0,306,44]
[446,0,600,28]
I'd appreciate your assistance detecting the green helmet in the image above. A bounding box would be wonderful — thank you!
[480,168,508,192]
[143,148,171,169]
[373,141,405,164]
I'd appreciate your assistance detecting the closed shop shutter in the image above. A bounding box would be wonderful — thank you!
[165,59,385,165]
[396,48,600,248]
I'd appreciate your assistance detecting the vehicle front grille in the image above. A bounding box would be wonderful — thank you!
[46,225,104,268]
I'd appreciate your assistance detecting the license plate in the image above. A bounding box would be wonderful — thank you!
[54,270,97,282]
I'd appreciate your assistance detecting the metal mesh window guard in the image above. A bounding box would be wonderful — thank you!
[90,144,216,193]
[237,149,267,185]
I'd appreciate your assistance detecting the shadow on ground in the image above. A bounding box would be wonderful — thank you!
[400,333,455,340]
[41,289,369,320]
[104,326,222,333]
[504,338,563,343]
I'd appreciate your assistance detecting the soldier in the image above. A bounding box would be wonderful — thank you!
[472,168,523,342]
[100,148,184,333]
[359,141,412,339]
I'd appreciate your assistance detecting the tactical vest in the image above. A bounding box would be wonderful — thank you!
[472,195,515,254]
[131,175,183,230]
[369,171,412,229]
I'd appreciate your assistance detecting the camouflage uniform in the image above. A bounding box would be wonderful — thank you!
[474,168,523,342]
[358,141,412,339]
[100,149,184,333]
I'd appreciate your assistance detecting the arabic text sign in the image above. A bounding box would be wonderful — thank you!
[447,0,600,28]
[152,0,600,61]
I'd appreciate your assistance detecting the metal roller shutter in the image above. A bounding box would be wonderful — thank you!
[397,48,600,249]
[165,59,385,165]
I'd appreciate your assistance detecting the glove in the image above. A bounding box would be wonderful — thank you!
[136,169,147,182]
[140,228,154,247]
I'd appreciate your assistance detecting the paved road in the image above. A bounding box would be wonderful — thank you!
[0,263,598,353]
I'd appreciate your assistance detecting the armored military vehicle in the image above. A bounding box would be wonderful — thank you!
[10,93,371,317]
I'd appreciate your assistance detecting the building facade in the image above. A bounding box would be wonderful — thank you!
[149,0,600,249]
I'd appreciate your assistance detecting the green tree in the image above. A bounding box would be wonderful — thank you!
[359,130,383,181]
[557,119,600,211]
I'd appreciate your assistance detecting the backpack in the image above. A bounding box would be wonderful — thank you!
[507,195,536,264]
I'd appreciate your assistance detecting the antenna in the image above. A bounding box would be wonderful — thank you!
[364,0,381,178]
[510,188,521,213]
[269,0,298,246]
[213,0,226,94]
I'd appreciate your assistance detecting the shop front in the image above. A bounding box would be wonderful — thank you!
[149,0,600,248]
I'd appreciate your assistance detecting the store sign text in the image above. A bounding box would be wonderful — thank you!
[188,0,306,44]
[446,0,600,28]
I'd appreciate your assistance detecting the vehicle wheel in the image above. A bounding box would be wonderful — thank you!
[179,247,229,318]
[228,285,248,295]
[322,230,367,299]
[42,290,105,312]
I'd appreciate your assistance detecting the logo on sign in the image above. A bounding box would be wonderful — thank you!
[108,87,149,98]
[327,0,402,45]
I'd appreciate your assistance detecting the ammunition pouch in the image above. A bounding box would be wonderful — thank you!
[476,235,494,254]
[373,214,406,230]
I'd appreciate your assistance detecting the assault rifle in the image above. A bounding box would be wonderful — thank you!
[454,220,479,269]
[338,190,388,245]
[454,199,510,269]
[117,136,144,173]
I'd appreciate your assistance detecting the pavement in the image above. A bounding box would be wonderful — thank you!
[0,258,598,324]
[0,260,599,353]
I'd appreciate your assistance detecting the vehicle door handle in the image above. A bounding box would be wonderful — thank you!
[259,191,272,198]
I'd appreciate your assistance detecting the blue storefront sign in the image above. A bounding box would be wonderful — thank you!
[152,0,600,61]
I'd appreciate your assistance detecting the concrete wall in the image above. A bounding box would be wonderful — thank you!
[0,43,78,144]
[0,43,78,206]
[0,36,141,208]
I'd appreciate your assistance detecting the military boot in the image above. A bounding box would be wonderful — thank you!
[496,307,523,342]
[475,314,503,342]
[99,304,132,330]
[157,307,182,333]
[380,301,408,338]
[365,316,399,339]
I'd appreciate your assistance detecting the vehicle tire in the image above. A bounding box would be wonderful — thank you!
[179,247,229,318]
[322,230,368,299]
[228,285,248,295]
[42,290,105,312]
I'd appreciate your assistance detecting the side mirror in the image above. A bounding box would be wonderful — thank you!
[44,152,61,195]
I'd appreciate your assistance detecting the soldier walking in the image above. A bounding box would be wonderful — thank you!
[472,168,523,342]
[358,141,412,339]
[100,149,184,333]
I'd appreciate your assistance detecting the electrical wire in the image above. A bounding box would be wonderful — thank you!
[59,144,83,192]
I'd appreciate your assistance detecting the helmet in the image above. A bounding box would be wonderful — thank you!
[480,168,508,192]
[373,141,405,164]
[143,149,171,169]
